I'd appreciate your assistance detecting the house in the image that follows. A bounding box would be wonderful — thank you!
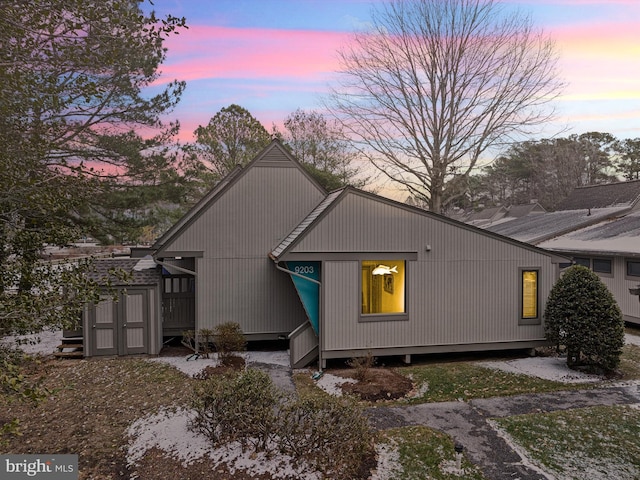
[78,140,567,367]
[457,202,546,227]
[486,180,640,326]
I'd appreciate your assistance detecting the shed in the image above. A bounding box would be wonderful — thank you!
[82,256,162,356]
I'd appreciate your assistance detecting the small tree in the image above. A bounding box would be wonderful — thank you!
[544,265,624,372]
[213,322,247,365]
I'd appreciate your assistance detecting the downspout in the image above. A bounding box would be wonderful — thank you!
[274,260,323,370]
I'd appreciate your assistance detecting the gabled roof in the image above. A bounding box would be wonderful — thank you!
[467,206,508,222]
[270,187,565,262]
[486,207,629,244]
[539,210,640,257]
[507,203,546,218]
[556,179,640,211]
[270,188,344,259]
[153,140,326,255]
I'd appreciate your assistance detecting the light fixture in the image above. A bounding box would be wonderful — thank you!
[372,264,397,275]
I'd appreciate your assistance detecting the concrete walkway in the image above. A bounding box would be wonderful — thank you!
[366,382,640,480]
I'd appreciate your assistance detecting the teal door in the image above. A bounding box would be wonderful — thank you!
[285,261,320,333]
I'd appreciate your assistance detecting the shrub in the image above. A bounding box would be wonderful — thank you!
[347,351,376,381]
[279,394,374,477]
[189,368,281,451]
[190,368,374,477]
[544,265,624,371]
[213,322,247,365]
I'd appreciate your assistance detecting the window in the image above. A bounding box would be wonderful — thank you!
[361,260,405,315]
[573,257,591,268]
[520,269,539,323]
[627,260,640,278]
[592,258,612,274]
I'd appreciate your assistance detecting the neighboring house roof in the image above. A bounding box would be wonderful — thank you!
[87,257,161,286]
[486,207,629,244]
[487,180,640,247]
[270,187,565,262]
[153,140,326,255]
[556,179,640,211]
[539,210,640,257]
[507,203,546,218]
[467,206,508,222]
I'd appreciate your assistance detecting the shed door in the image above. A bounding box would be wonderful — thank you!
[92,295,118,356]
[90,290,149,356]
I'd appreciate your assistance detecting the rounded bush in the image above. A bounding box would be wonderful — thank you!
[544,265,624,371]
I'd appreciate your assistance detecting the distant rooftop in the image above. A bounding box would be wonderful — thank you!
[556,179,640,211]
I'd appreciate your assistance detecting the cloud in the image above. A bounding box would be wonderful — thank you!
[158,25,350,84]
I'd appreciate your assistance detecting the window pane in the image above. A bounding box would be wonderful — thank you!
[522,270,538,319]
[573,257,590,268]
[593,258,612,274]
[361,260,405,314]
[628,261,640,277]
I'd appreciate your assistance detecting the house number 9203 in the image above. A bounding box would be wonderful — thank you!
[294,266,315,274]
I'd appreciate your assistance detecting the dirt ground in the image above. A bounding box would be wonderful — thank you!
[0,351,403,480]
[331,368,414,402]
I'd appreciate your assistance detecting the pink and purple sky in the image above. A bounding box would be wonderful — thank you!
[145,0,640,144]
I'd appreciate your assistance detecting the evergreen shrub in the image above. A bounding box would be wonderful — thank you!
[544,265,624,371]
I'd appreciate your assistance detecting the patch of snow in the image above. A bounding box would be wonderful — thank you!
[625,333,640,347]
[127,407,320,480]
[369,440,402,480]
[148,355,221,377]
[314,373,357,396]
[148,350,291,377]
[241,350,291,367]
[476,356,602,384]
[1,329,62,355]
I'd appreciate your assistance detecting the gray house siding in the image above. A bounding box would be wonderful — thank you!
[561,255,640,325]
[155,142,326,338]
[279,191,558,364]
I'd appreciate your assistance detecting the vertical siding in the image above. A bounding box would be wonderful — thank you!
[304,194,554,353]
[163,166,324,255]
[197,257,307,334]
[160,158,325,336]
[599,258,640,323]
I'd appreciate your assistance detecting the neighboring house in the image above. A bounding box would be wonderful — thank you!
[460,203,546,227]
[77,140,567,367]
[487,180,640,326]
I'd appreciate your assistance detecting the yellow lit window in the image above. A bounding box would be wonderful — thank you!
[361,260,405,314]
[521,270,538,319]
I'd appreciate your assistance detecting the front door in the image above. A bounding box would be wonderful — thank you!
[90,289,149,356]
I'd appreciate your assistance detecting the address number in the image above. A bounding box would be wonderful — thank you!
[294,266,315,274]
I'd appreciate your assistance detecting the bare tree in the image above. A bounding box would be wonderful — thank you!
[327,0,564,213]
[281,109,368,190]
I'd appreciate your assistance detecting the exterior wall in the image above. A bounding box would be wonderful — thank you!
[288,193,555,358]
[159,154,326,336]
[597,257,640,325]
